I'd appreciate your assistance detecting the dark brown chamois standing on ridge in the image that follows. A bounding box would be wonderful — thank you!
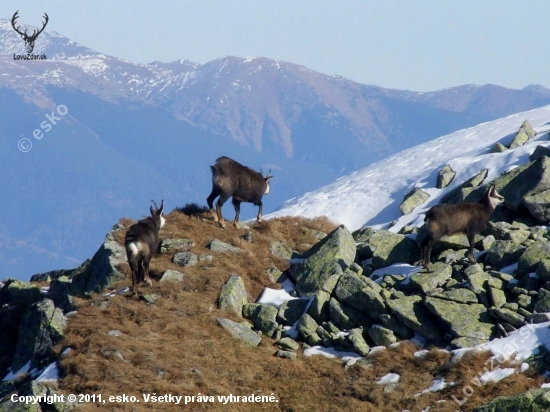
[207,156,273,228]
[125,200,165,294]
[420,183,504,272]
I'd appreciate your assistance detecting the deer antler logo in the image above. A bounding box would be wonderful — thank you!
[11,10,49,54]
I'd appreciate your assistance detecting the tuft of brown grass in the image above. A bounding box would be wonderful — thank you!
[56,212,544,411]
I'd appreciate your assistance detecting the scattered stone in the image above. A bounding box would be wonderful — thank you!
[473,388,550,412]
[490,307,525,328]
[347,328,370,356]
[264,267,284,283]
[141,294,160,304]
[296,314,319,341]
[534,289,550,313]
[490,142,507,153]
[527,313,550,324]
[488,240,525,268]
[277,337,300,352]
[400,188,430,215]
[270,241,293,259]
[216,318,261,347]
[108,330,123,337]
[333,272,386,316]
[369,230,420,268]
[378,314,414,339]
[489,287,507,309]
[518,241,550,275]
[328,299,356,330]
[206,239,244,254]
[172,251,198,267]
[218,275,248,316]
[432,288,478,304]
[437,165,456,189]
[160,238,195,253]
[368,325,397,347]
[409,263,452,294]
[308,290,331,323]
[101,349,124,361]
[275,350,297,360]
[160,269,185,283]
[386,296,443,343]
[277,299,310,325]
[251,305,278,337]
[424,297,495,340]
[509,127,529,149]
[292,225,356,296]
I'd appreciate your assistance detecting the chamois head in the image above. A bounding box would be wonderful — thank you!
[487,183,504,209]
[150,199,165,228]
[260,168,273,195]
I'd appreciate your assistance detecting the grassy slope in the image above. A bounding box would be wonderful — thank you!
[57,211,542,411]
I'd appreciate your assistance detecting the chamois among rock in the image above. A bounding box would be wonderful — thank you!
[420,183,504,271]
[207,156,273,228]
[125,200,165,294]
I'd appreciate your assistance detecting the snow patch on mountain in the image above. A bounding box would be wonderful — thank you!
[269,105,550,232]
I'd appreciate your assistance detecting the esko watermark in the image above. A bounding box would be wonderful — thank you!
[18,104,68,152]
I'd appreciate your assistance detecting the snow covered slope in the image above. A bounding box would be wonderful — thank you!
[269,105,550,232]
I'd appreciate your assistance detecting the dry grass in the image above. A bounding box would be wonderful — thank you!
[56,211,543,411]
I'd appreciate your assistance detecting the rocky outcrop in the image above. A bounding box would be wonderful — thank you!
[71,224,127,295]
[290,225,356,296]
[218,275,248,317]
[399,188,429,215]
[474,388,550,411]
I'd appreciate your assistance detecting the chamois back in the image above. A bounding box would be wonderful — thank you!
[207,156,272,228]
[125,200,165,293]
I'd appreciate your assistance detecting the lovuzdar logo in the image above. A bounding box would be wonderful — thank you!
[11,10,48,60]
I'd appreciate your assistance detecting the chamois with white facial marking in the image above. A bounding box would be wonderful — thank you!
[420,183,504,271]
[207,156,273,228]
[125,200,165,294]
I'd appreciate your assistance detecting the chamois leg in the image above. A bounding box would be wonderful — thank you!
[128,259,138,294]
[143,257,153,286]
[256,200,263,223]
[207,188,220,222]
[215,193,230,228]
[422,238,434,272]
[466,229,477,264]
[232,198,241,228]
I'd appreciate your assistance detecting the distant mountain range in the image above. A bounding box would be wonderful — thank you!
[1,19,550,279]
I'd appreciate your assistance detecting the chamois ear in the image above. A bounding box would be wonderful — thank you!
[158,199,164,214]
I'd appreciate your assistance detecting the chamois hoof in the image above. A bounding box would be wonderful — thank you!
[233,221,240,229]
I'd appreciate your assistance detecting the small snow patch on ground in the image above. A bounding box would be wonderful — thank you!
[479,368,515,384]
[36,362,59,382]
[303,346,362,361]
[376,373,400,385]
[257,287,296,308]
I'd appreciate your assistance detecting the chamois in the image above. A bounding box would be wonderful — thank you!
[420,183,504,271]
[207,156,273,228]
[125,200,165,294]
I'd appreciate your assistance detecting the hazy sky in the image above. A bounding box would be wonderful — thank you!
[1,1,549,91]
